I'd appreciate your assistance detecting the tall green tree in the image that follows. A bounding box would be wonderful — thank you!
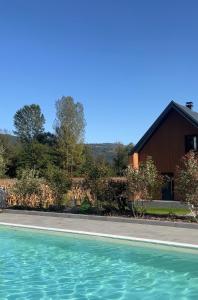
[16,141,57,176]
[14,104,45,142]
[55,96,86,175]
[13,104,51,174]
[0,145,6,178]
[80,144,95,175]
[113,143,133,176]
[0,131,19,177]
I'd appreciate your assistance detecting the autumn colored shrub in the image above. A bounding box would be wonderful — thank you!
[8,169,54,209]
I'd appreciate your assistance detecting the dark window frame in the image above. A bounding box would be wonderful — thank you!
[185,135,198,153]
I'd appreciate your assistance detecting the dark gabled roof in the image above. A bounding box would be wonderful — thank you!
[132,101,198,154]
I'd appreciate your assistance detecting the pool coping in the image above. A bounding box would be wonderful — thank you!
[4,209,198,229]
[1,221,198,250]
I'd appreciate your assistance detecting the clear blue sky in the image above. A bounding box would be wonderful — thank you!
[0,0,198,144]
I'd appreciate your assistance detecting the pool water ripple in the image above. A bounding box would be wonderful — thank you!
[0,226,198,299]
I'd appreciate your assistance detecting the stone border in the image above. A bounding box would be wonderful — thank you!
[4,209,198,229]
[1,222,198,250]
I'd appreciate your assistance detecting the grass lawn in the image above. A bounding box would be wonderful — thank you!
[144,207,190,216]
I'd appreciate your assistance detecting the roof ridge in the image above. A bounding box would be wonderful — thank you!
[132,100,198,154]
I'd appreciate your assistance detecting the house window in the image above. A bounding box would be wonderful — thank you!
[185,135,198,152]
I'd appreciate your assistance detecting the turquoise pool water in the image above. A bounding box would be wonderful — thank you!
[0,226,198,299]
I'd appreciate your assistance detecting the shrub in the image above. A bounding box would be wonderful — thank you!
[84,160,111,212]
[8,169,54,208]
[44,165,72,206]
[126,157,162,217]
[79,197,92,214]
[14,169,42,197]
[175,151,198,220]
[104,179,128,214]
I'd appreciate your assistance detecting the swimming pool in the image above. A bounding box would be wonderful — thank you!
[0,225,198,299]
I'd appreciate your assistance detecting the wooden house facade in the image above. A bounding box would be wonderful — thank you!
[131,101,198,200]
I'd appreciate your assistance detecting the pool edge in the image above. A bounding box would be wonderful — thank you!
[0,221,198,250]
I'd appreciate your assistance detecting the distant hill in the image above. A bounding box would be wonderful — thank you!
[0,133,18,145]
[0,134,126,164]
[88,143,120,163]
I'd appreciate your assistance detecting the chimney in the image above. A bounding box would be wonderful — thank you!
[186,101,193,110]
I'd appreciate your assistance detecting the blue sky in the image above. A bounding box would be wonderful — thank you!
[0,0,198,144]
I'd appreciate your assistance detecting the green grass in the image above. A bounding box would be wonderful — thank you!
[144,207,190,216]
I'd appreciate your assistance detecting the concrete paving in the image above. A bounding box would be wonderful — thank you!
[0,211,198,246]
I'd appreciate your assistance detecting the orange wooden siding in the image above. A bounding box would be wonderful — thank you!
[131,152,139,169]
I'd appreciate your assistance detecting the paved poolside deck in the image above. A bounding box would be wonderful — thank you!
[0,210,198,247]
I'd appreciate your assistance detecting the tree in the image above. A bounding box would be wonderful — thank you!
[0,130,19,177]
[125,143,134,155]
[16,141,57,177]
[126,156,162,217]
[37,132,57,147]
[104,179,128,214]
[80,144,96,175]
[0,145,6,178]
[44,165,72,206]
[175,151,198,220]
[13,105,56,174]
[113,143,133,176]
[55,96,86,174]
[84,158,112,213]
[14,104,45,142]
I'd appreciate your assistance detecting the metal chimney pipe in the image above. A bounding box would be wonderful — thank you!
[186,101,193,110]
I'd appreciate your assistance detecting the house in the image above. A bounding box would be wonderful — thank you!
[130,101,198,200]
